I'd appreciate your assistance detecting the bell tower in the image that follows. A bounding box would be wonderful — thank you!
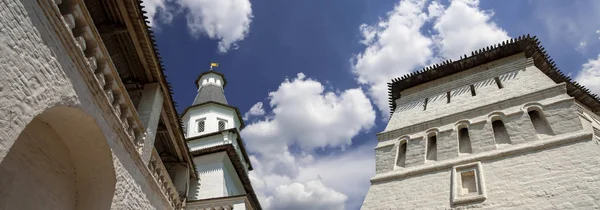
[181,64,261,209]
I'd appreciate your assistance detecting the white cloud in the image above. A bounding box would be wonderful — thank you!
[243,73,375,154]
[141,0,171,27]
[177,0,253,53]
[264,180,347,210]
[575,54,600,96]
[249,143,376,210]
[351,0,433,118]
[432,0,509,59]
[241,73,376,209]
[141,0,253,53]
[243,102,266,121]
[352,0,510,117]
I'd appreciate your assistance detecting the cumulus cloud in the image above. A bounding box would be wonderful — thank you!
[431,0,509,59]
[243,102,266,121]
[351,0,433,118]
[575,54,600,96]
[241,73,376,209]
[141,0,253,53]
[177,0,253,53]
[352,0,510,117]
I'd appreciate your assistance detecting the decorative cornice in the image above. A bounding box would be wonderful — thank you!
[388,35,600,118]
[186,128,253,170]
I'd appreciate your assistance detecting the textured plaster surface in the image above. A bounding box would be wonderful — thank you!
[0,1,171,209]
[363,138,600,210]
[365,54,600,209]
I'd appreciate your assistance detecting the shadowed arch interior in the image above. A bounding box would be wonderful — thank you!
[0,106,116,210]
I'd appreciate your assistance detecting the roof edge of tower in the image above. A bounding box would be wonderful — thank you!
[195,70,228,88]
[387,34,600,118]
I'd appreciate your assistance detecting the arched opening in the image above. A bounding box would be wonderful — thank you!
[396,140,407,168]
[528,110,553,135]
[0,106,116,210]
[458,127,472,154]
[426,133,437,161]
[492,120,511,145]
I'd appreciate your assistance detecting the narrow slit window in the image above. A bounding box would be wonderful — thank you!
[218,121,226,131]
[494,77,503,89]
[197,120,205,133]
[423,98,429,110]
[447,91,451,103]
[458,127,473,154]
[528,110,553,135]
[470,84,476,96]
[426,134,437,161]
[396,142,407,167]
[492,120,511,144]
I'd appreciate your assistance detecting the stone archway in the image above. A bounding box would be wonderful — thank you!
[0,106,116,210]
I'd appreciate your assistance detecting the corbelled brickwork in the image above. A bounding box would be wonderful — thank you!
[0,1,171,209]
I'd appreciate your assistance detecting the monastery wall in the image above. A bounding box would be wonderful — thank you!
[0,1,171,209]
[362,137,600,209]
[364,54,600,209]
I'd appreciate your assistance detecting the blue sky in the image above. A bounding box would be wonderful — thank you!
[142,0,600,209]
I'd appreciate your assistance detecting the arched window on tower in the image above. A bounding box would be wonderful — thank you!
[396,140,407,168]
[528,110,553,135]
[458,126,473,154]
[492,120,511,144]
[426,133,437,161]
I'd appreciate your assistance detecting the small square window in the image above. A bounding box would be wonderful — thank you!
[451,162,486,205]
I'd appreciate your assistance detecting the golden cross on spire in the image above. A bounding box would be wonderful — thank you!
[210,62,219,71]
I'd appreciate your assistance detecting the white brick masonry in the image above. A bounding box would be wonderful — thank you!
[0,1,171,209]
[363,54,600,209]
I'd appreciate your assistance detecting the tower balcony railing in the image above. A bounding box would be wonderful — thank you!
[42,0,181,208]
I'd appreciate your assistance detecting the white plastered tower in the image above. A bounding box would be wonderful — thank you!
[361,36,600,209]
[181,69,261,210]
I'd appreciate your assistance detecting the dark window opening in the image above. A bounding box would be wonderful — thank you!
[447,91,451,103]
[218,121,225,131]
[423,98,429,110]
[459,127,473,154]
[492,120,511,144]
[426,134,437,161]
[397,142,407,167]
[528,110,553,135]
[470,85,476,96]
[198,121,205,133]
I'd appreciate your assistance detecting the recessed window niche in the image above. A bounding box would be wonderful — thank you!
[451,162,486,205]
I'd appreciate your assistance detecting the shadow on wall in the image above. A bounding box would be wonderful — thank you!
[0,106,116,210]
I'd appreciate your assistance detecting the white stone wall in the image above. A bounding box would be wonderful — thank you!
[362,138,600,209]
[0,1,171,209]
[386,54,557,132]
[183,104,242,137]
[365,53,600,209]
[189,152,245,201]
[0,119,77,210]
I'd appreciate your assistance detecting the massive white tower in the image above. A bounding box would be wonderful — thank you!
[182,69,261,210]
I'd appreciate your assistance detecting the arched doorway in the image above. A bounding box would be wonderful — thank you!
[0,106,116,210]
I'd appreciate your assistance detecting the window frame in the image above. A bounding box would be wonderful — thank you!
[451,161,486,205]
